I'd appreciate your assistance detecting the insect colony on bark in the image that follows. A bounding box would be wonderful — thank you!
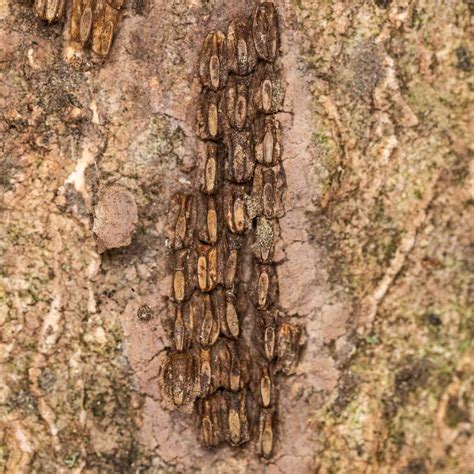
[33,0,122,56]
[160,3,304,458]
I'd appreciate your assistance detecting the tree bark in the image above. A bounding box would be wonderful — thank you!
[0,0,472,472]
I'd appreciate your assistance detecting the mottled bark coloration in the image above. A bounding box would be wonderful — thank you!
[33,0,123,56]
[0,0,471,472]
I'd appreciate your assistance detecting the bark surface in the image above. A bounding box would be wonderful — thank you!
[0,0,472,472]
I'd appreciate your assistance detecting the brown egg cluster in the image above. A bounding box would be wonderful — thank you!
[33,0,123,56]
[160,2,304,458]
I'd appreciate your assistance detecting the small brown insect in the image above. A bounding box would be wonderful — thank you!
[70,0,84,43]
[79,6,93,45]
[92,19,115,57]
[276,320,305,375]
[34,0,122,56]
[47,0,64,22]
[223,186,249,235]
[211,339,232,391]
[210,287,240,341]
[196,194,220,245]
[173,305,187,351]
[228,341,250,391]
[255,310,278,361]
[263,170,276,219]
[199,30,228,91]
[197,141,220,195]
[225,130,255,183]
[197,397,218,447]
[252,2,279,63]
[224,248,239,289]
[251,264,279,310]
[225,76,251,131]
[224,295,240,338]
[168,193,196,250]
[89,2,121,57]
[196,388,251,448]
[225,390,250,446]
[227,17,258,75]
[252,164,285,220]
[196,91,224,141]
[252,217,277,264]
[197,346,213,396]
[257,408,275,458]
[195,243,219,292]
[264,326,277,361]
[251,361,275,408]
[198,391,231,446]
[191,291,220,348]
[250,64,285,115]
[34,0,47,19]
[254,116,282,166]
[34,0,65,22]
[162,351,196,407]
[172,249,196,302]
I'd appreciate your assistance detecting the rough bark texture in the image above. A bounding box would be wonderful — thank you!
[0,0,472,473]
